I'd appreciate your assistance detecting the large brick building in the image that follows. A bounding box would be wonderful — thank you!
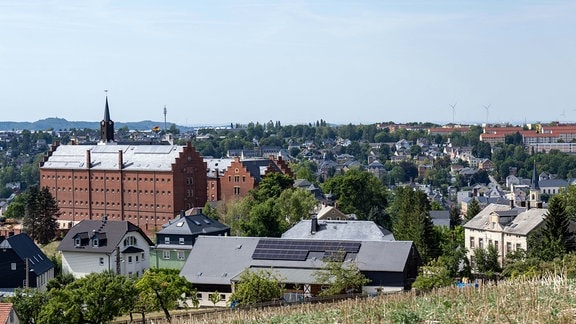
[39,96,207,236]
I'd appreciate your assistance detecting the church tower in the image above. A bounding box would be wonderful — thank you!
[100,93,115,143]
[529,159,541,208]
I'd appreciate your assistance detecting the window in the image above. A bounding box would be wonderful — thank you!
[141,253,145,260]
[242,176,246,182]
[75,238,81,247]
[234,186,241,196]
[506,242,512,253]
[196,293,203,300]
[178,251,185,260]
[128,256,133,263]
[164,237,170,244]
[179,237,185,245]
[163,250,170,260]
[478,238,484,249]
[99,257,104,266]
[136,255,139,262]
[516,243,522,250]
[124,236,137,247]
[495,241,499,251]
[11,263,16,270]
[220,294,226,301]
[93,239,99,247]
[469,237,475,249]
[234,175,240,183]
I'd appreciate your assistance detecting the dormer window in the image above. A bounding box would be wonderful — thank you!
[93,238,99,247]
[179,237,185,244]
[164,237,170,244]
[75,238,81,247]
[123,236,137,247]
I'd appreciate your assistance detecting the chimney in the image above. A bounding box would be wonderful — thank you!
[510,199,514,209]
[311,216,318,234]
[527,201,531,210]
[86,150,91,169]
[118,150,123,170]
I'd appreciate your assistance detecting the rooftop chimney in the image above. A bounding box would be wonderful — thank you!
[510,199,514,209]
[311,216,318,234]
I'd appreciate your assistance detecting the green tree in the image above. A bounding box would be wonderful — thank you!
[436,226,470,278]
[10,288,49,324]
[135,269,197,322]
[465,198,481,221]
[473,244,501,276]
[39,271,136,324]
[389,187,440,263]
[449,206,461,229]
[313,258,369,296]
[411,259,453,292]
[23,186,60,244]
[209,291,221,306]
[529,196,574,261]
[3,194,26,219]
[251,172,294,202]
[322,168,387,220]
[230,269,284,306]
[275,188,317,229]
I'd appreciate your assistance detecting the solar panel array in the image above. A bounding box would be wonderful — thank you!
[252,239,361,261]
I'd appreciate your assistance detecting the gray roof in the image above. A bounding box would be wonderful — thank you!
[58,220,154,253]
[282,220,395,241]
[241,158,282,182]
[180,236,417,286]
[463,203,546,235]
[204,158,234,178]
[539,179,569,188]
[41,144,185,171]
[1,234,55,275]
[429,210,450,228]
[157,213,229,236]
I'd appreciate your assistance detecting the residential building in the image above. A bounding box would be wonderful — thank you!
[315,205,351,221]
[463,203,546,267]
[539,179,569,195]
[0,303,19,324]
[39,96,207,236]
[282,218,395,241]
[58,217,154,278]
[151,208,230,270]
[219,156,293,202]
[0,233,55,292]
[180,236,421,307]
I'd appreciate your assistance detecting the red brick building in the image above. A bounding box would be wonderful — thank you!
[39,97,207,236]
[218,156,293,202]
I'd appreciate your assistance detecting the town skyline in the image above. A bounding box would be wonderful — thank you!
[1,1,575,125]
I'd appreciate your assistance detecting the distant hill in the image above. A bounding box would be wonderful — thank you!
[0,118,193,132]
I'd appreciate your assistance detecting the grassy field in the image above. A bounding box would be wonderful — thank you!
[178,276,576,324]
[39,240,60,258]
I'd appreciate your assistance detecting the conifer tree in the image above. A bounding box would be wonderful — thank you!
[530,196,574,261]
[23,186,60,244]
[391,187,440,263]
[465,198,481,221]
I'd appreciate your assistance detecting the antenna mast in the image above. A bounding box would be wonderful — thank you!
[163,105,167,132]
[483,104,491,126]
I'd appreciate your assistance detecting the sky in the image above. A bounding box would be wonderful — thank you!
[0,0,575,126]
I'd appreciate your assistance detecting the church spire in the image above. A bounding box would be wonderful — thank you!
[531,159,539,190]
[100,90,115,143]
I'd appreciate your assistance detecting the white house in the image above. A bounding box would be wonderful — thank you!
[58,217,154,278]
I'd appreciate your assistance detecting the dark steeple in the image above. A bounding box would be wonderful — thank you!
[531,159,539,190]
[100,92,115,143]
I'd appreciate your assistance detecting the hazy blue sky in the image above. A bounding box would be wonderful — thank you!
[1,0,575,126]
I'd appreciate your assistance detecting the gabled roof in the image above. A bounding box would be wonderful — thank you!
[157,212,229,236]
[429,210,450,227]
[539,179,569,188]
[282,220,395,241]
[0,303,15,324]
[180,236,419,286]
[462,203,546,235]
[240,158,282,182]
[58,220,153,253]
[0,234,54,275]
[316,205,348,220]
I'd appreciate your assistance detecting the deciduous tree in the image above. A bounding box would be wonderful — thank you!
[230,269,284,306]
[313,258,369,296]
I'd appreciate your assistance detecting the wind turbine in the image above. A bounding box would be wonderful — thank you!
[483,104,491,126]
[449,103,457,125]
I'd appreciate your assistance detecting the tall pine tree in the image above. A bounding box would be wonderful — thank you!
[530,196,574,261]
[390,187,440,263]
[465,198,481,221]
[23,186,60,244]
